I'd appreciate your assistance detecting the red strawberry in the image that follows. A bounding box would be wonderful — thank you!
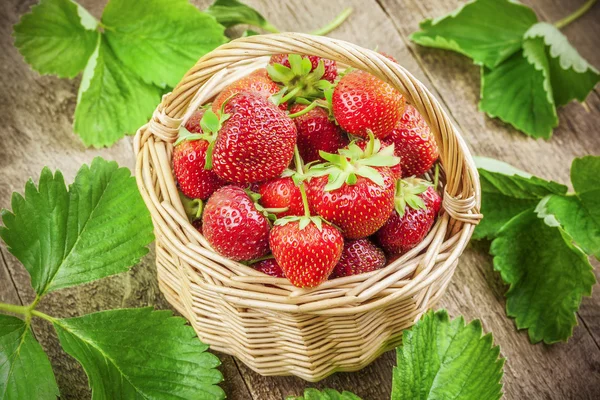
[257,177,305,217]
[355,139,401,180]
[374,178,442,255]
[270,219,343,288]
[173,110,226,200]
[379,52,398,63]
[290,103,348,163]
[212,92,297,184]
[306,135,399,239]
[387,105,438,177]
[212,69,284,112]
[269,54,338,83]
[332,70,405,139]
[202,186,270,261]
[331,239,386,278]
[253,258,286,278]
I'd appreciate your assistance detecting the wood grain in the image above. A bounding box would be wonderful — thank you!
[1,0,599,398]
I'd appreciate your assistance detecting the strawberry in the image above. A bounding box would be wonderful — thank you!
[202,186,270,261]
[306,134,400,239]
[270,219,343,288]
[253,258,286,278]
[212,92,297,184]
[173,109,226,200]
[212,68,284,112]
[257,176,305,218]
[379,52,398,63]
[267,54,335,103]
[331,239,386,278]
[269,54,338,83]
[374,178,442,255]
[331,70,405,139]
[290,103,348,163]
[387,104,438,177]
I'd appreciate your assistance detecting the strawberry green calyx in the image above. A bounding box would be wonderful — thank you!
[244,188,288,222]
[394,177,433,217]
[308,131,400,191]
[267,54,331,102]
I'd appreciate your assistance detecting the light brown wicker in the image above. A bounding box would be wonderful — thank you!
[133,33,481,382]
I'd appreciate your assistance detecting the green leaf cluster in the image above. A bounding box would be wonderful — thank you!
[473,156,599,343]
[410,0,599,139]
[13,0,283,148]
[0,158,225,399]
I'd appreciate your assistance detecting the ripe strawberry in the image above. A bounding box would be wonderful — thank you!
[173,109,226,200]
[387,104,438,177]
[306,135,399,239]
[355,139,401,180]
[212,92,297,184]
[212,69,284,112]
[257,177,305,217]
[331,239,386,278]
[332,70,405,139]
[374,178,442,255]
[202,186,270,261]
[379,52,398,63]
[290,103,348,163]
[269,54,338,83]
[253,258,285,278]
[270,219,343,288]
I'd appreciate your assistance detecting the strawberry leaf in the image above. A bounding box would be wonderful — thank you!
[102,0,227,88]
[0,158,154,296]
[524,22,600,107]
[473,157,567,240]
[392,310,504,400]
[206,0,278,33]
[490,209,595,343]
[0,315,59,400]
[479,42,558,139]
[53,308,225,399]
[13,0,99,79]
[74,37,163,147]
[409,0,537,68]
[535,156,600,260]
[286,388,362,400]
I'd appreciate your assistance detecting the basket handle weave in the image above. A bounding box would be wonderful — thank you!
[134,32,481,225]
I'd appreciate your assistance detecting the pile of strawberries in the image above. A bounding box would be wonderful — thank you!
[174,53,441,288]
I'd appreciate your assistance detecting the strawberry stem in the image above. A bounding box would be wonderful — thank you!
[434,163,440,188]
[310,8,353,36]
[294,145,304,175]
[281,86,301,103]
[288,101,319,118]
[554,0,596,29]
[298,183,311,218]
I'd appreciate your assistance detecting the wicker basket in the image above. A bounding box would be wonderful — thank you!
[133,33,481,382]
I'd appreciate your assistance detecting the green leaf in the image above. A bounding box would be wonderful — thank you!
[479,41,558,139]
[537,156,600,260]
[490,210,595,343]
[0,315,59,400]
[524,22,600,107]
[53,308,225,400]
[103,0,228,88]
[286,388,362,400]
[13,0,99,78]
[206,0,278,32]
[73,37,162,147]
[409,0,537,68]
[473,156,567,240]
[0,158,154,296]
[392,310,504,400]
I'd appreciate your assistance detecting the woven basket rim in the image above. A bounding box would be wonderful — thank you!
[133,32,481,316]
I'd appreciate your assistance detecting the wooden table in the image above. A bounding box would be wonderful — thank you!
[1,0,599,398]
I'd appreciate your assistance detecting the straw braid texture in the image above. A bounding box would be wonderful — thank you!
[133,33,481,381]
